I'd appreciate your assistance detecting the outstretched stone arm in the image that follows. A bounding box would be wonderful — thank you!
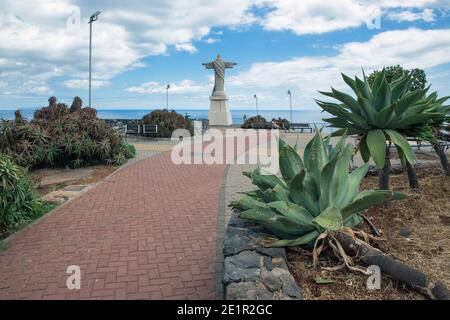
[224,62,237,68]
[202,62,213,69]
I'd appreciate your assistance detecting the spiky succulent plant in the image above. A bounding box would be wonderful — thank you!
[316,70,445,168]
[229,130,405,247]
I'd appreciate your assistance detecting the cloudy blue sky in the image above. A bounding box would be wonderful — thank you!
[1,0,450,111]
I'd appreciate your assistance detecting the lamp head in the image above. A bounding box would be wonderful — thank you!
[89,11,101,23]
[287,90,291,95]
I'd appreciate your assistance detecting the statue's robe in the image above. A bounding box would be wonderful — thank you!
[203,58,236,95]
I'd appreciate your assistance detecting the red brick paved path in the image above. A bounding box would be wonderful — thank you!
[0,152,226,299]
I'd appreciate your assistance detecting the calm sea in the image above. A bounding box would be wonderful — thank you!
[0,108,329,125]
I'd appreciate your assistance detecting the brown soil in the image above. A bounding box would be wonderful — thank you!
[287,165,450,300]
[30,165,119,196]
[73,165,119,185]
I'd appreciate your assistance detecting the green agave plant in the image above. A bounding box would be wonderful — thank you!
[230,130,406,247]
[316,70,445,168]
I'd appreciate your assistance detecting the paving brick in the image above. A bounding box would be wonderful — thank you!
[0,151,226,300]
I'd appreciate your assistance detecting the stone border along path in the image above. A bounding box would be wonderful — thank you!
[0,149,227,299]
[220,160,301,300]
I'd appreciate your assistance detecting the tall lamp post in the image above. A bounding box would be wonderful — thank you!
[253,94,259,117]
[166,84,170,109]
[88,11,101,108]
[287,90,293,126]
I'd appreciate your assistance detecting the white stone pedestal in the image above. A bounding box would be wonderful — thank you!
[208,93,233,126]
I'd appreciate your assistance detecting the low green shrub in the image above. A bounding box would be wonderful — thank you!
[241,115,273,129]
[272,117,290,129]
[0,97,135,169]
[0,153,48,234]
[119,142,136,159]
[142,109,192,138]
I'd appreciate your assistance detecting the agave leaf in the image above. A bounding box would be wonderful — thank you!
[371,69,385,93]
[260,185,290,203]
[303,171,320,200]
[391,74,413,101]
[229,195,267,211]
[268,201,315,232]
[323,134,331,156]
[367,129,387,168]
[336,163,369,208]
[279,144,303,183]
[239,208,300,238]
[305,130,328,182]
[289,170,320,216]
[375,102,397,128]
[344,213,363,228]
[278,138,287,150]
[271,230,320,247]
[331,144,353,205]
[330,87,362,114]
[436,96,450,105]
[355,76,373,102]
[341,190,406,219]
[341,73,358,95]
[384,129,416,165]
[396,145,407,167]
[239,190,260,199]
[242,171,252,178]
[319,154,340,211]
[239,207,277,224]
[316,100,347,118]
[251,168,286,191]
[329,132,347,160]
[394,89,427,116]
[374,76,391,111]
[392,113,440,129]
[330,128,362,137]
[343,111,371,130]
[356,96,376,124]
[312,206,343,231]
[359,135,371,163]
[322,117,353,129]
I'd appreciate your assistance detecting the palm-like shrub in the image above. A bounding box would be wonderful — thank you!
[316,70,445,188]
[241,115,272,129]
[367,65,427,92]
[418,95,450,175]
[142,109,192,138]
[271,118,290,130]
[0,97,135,169]
[0,154,44,233]
[230,130,405,248]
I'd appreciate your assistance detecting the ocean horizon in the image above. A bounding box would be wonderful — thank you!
[0,108,329,125]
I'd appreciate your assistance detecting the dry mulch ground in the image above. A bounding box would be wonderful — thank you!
[31,165,119,196]
[288,165,450,300]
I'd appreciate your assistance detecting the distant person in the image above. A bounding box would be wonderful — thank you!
[243,114,247,123]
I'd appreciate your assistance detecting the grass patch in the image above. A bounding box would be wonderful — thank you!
[0,201,58,241]
[0,241,8,251]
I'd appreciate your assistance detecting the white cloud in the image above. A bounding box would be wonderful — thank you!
[64,79,110,89]
[0,0,256,95]
[231,28,450,105]
[175,43,198,54]
[205,38,221,44]
[257,0,441,35]
[0,0,447,99]
[126,79,209,94]
[387,8,435,22]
